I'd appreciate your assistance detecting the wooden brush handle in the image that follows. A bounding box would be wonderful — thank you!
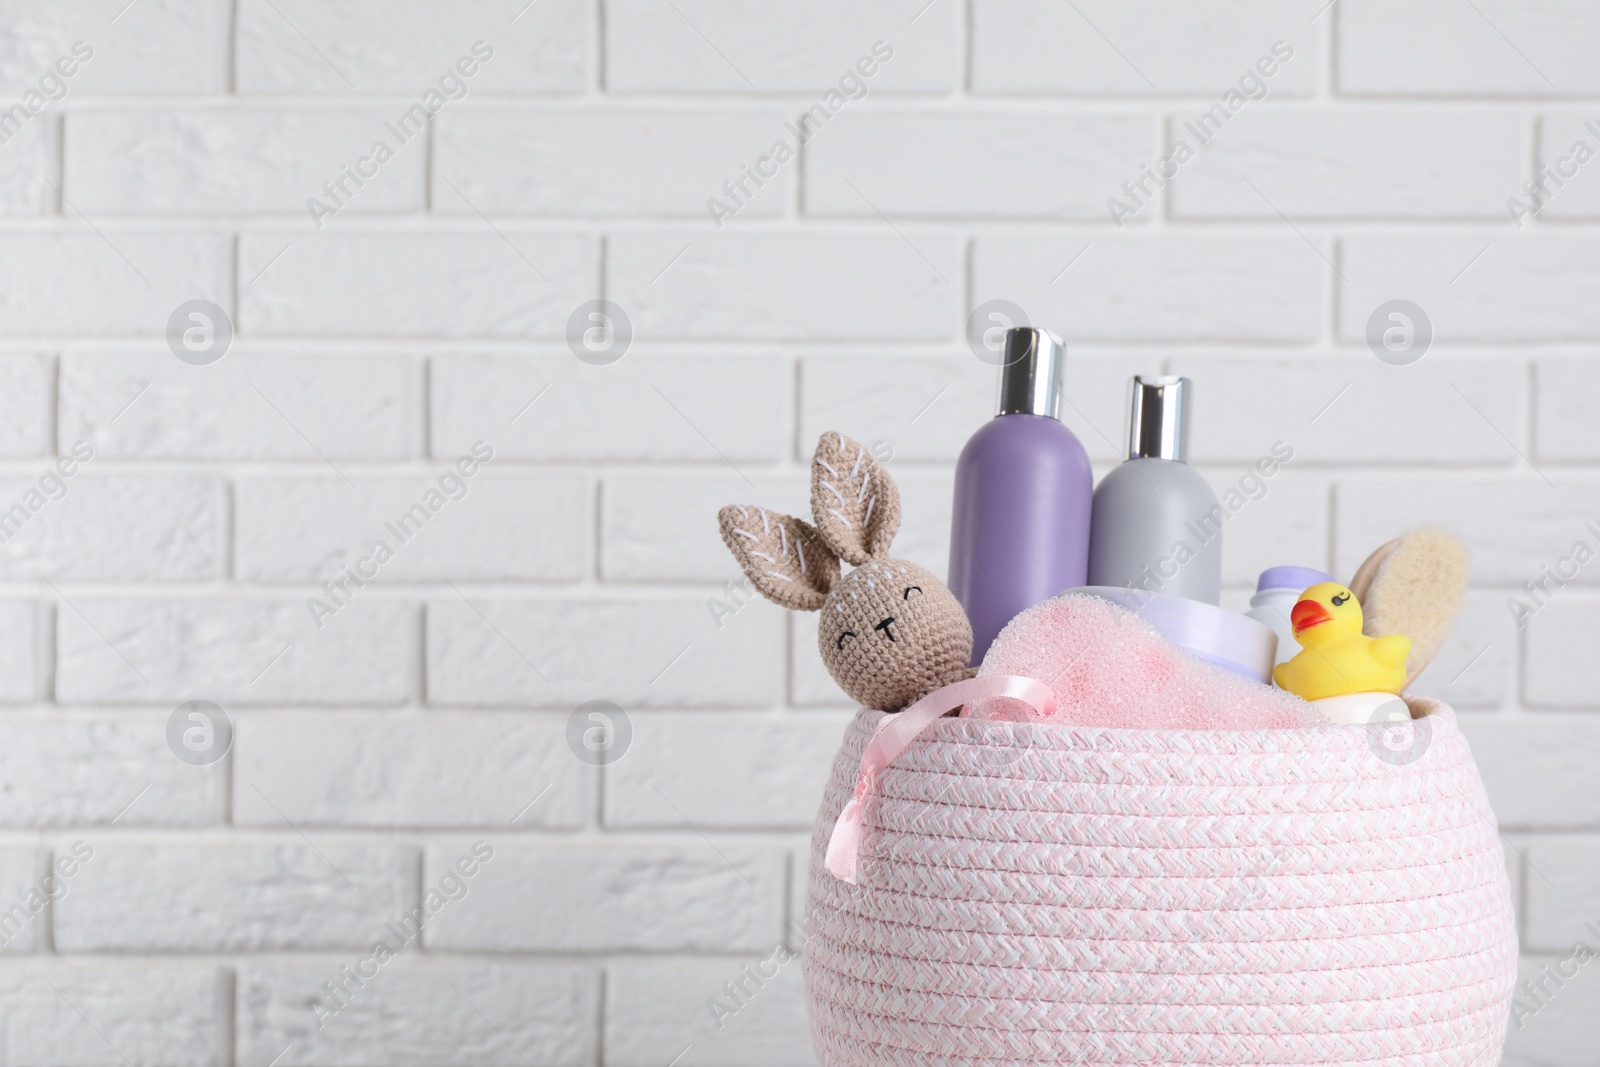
[1348,539,1398,603]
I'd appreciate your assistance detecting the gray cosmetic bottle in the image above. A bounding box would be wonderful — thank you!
[1086,376,1222,605]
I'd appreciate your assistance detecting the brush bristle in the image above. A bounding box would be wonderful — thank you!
[1362,527,1469,681]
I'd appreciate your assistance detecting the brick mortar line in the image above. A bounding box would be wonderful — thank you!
[32,94,1600,106]
[0,218,1585,229]
[1,342,1591,354]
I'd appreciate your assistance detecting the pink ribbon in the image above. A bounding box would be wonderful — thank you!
[823,674,1056,883]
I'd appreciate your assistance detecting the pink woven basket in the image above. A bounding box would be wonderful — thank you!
[803,699,1518,1066]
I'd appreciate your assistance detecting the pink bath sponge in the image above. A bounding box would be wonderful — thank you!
[969,592,1325,729]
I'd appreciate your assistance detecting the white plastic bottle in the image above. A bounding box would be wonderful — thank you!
[1248,566,1334,668]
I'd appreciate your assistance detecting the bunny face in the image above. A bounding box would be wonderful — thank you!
[718,432,975,711]
[820,558,973,713]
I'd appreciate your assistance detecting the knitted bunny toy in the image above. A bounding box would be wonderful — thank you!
[718,432,974,712]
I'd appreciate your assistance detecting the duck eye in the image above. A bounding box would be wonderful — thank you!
[1331,592,1350,606]
[836,630,857,650]
[903,586,922,600]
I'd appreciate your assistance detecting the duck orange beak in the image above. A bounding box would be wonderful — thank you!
[1291,599,1332,633]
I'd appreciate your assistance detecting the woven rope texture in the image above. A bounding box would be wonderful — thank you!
[803,703,1518,1066]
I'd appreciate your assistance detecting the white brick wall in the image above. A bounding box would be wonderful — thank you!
[66,108,431,215]
[0,1,1594,1063]
[237,962,596,1066]
[56,842,417,952]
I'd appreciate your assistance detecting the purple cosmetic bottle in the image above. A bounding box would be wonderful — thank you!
[948,327,1093,665]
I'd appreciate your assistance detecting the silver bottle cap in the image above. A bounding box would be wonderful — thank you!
[1127,375,1191,461]
[996,327,1064,420]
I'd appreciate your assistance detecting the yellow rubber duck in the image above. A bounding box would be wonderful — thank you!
[1272,582,1411,702]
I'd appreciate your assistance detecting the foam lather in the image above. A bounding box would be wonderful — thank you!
[803,696,1518,1063]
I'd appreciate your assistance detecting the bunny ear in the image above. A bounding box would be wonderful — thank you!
[810,432,901,565]
[718,506,839,612]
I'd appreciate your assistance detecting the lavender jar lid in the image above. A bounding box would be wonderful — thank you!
[1256,566,1333,594]
[1074,586,1278,685]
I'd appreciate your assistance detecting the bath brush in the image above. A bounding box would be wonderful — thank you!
[1349,527,1469,690]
